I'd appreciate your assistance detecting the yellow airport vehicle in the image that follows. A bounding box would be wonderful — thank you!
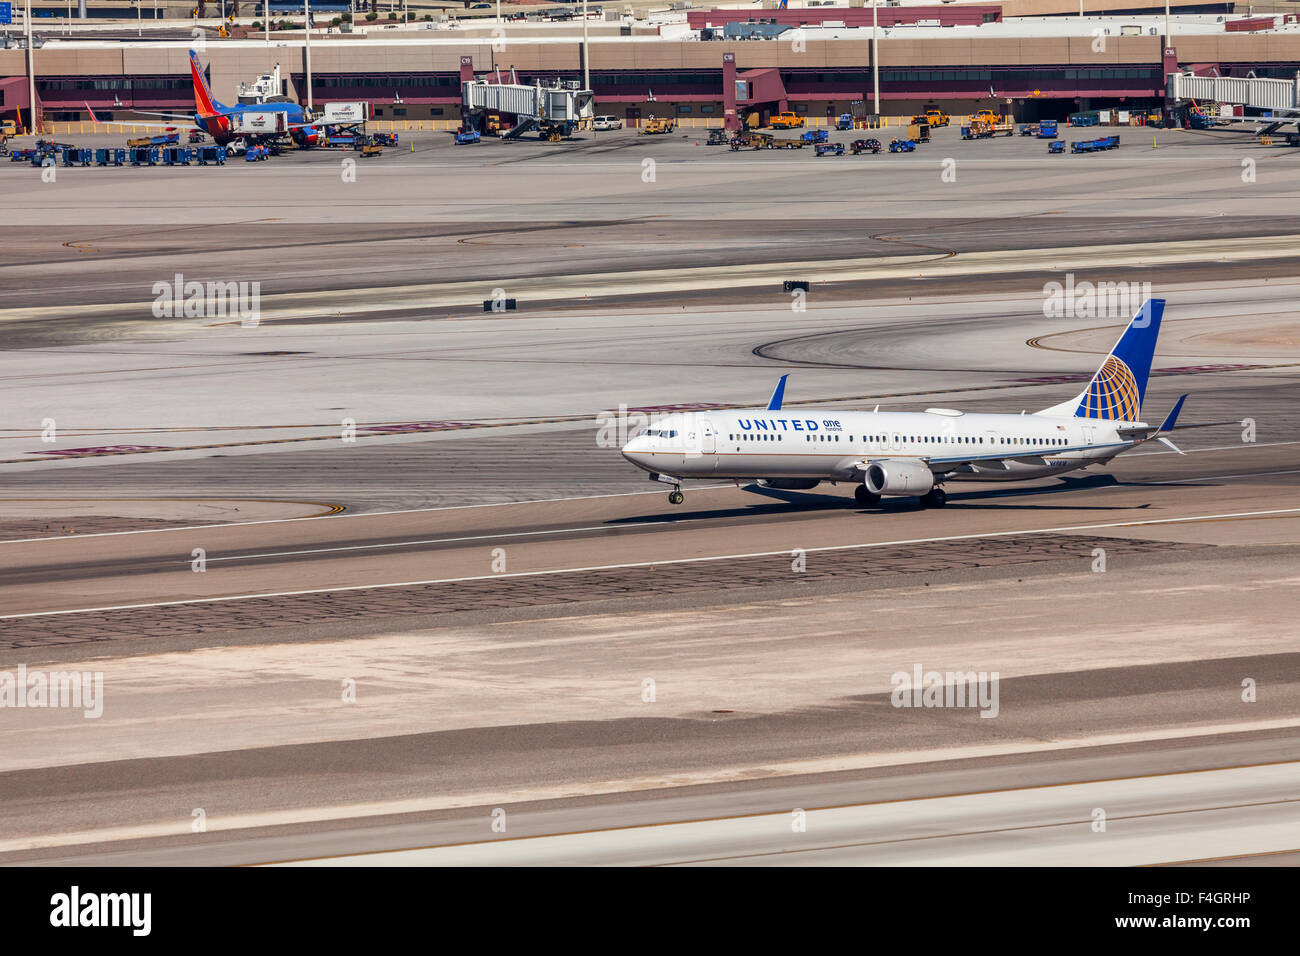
[640,115,676,135]
[973,108,999,124]
[924,108,950,127]
[770,111,805,129]
[0,120,17,137]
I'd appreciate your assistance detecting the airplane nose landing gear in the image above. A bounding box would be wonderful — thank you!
[668,489,684,505]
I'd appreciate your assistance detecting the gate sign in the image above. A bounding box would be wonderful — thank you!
[0,3,11,25]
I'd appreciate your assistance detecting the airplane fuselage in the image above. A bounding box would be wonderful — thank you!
[621,408,1136,484]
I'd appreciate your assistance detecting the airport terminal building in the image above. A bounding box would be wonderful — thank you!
[3,1,1300,129]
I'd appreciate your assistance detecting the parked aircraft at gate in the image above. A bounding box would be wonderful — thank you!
[85,51,320,146]
[622,299,1195,508]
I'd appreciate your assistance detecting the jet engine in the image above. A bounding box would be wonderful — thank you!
[863,460,934,496]
[756,478,821,490]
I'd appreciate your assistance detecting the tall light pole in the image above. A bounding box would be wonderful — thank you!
[871,0,879,118]
[304,0,314,111]
[25,0,36,134]
[1164,0,1170,45]
[582,0,590,91]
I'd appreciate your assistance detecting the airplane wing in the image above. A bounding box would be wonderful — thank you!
[83,102,198,131]
[922,440,1133,471]
[125,110,199,120]
[848,440,1135,477]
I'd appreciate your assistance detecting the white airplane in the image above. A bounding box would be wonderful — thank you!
[621,298,1192,509]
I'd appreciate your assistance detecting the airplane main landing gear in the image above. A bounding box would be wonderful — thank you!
[854,485,881,507]
[919,487,947,508]
[668,489,685,505]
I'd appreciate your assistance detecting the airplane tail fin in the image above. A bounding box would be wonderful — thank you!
[1037,298,1165,422]
[189,50,224,116]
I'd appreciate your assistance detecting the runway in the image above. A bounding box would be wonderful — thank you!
[0,440,1295,629]
[270,761,1300,867]
[0,125,1297,867]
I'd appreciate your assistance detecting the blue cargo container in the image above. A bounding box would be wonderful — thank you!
[196,146,227,165]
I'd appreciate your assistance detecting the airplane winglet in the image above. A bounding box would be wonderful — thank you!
[1159,394,1188,433]
[766,374,789,411]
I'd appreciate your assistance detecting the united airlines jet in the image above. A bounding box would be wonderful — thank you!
[621,299,1190,508]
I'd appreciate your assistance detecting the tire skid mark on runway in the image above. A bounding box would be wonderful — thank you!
[868,232,957,263]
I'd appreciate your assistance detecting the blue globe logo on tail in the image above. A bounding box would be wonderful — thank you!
[1079,354,1141,421]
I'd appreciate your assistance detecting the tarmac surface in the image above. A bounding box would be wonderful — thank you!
[0,122,1296,865]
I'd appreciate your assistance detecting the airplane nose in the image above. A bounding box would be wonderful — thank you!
[621,436,651,468]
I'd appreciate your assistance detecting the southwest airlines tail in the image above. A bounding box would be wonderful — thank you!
[1038,298,1165,422]
[189,50,225,116]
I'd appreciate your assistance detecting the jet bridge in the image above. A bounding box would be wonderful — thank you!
[461,72,594,139]
[1167,71,1300,112]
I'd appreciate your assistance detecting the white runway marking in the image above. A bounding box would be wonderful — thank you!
[2,442,1293,547]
